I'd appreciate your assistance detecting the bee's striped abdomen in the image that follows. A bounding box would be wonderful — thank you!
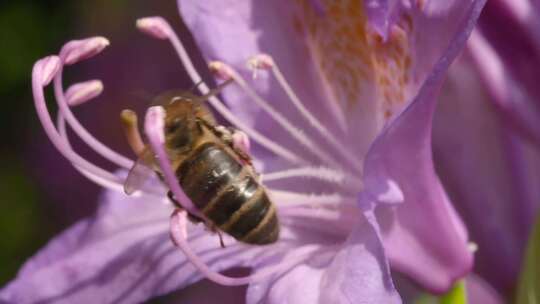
[177,143,241,209]
[177,142,279,245]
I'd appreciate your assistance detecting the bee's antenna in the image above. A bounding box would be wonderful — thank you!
[188,80,204,93]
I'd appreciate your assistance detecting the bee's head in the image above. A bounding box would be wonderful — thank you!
[152,80,230,152]
[152,91,200,152]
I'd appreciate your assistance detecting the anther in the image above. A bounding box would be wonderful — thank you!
[65,80,104,106]
[247,54,274,70]
[468,242,479,253]
[61,37,110,65]
[247,55,273,79]
[120,109,146,156]
[208,61,235,81]
[136,17,171,40]
[35,56,61,86]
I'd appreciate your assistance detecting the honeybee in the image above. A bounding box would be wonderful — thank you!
[121,83,279,245]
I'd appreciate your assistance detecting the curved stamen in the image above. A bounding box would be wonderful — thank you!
[209,89,304,164]
[144,106,202,217]
[53,38,134,170]
[210,61,347,173]
[136,16,305,166]
[56,113,125,193]
[170,209,320,286]
[249,54,364,176]
[281,207,357,230]
[56,85,164,197]
[269,189,356,209]
[279,206,359,237]
[32,57,128,192]
[262,166,361,192]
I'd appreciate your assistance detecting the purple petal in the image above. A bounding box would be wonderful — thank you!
[361,0,486,293]
[434,53,540,291]
[466,274,504,304]
[178,0,406,161]
[0,179,264,303]
[159,271,248,304]
[463,0,540,146]
[364,0,400,39]
[246,213,401,304]
[467,28,540,145]
[178,1,352,165]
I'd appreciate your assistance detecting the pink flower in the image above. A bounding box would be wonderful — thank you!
[2,1,486,303]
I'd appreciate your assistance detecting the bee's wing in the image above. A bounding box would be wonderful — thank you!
[124,150,155,195]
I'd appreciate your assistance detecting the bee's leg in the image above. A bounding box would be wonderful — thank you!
[212,125,233,143]
[208,224,226,248]
[120,109,145,156]
[167,191,183,208]
[217,231,226,248]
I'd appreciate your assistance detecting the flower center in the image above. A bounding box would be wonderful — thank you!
[295,0,414,126]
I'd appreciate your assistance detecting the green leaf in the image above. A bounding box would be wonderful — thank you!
[440,280,467,304]
[515,213,540,304]
[415,280,467,304]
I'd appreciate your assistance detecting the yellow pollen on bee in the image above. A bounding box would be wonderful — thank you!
[293,0,413,123]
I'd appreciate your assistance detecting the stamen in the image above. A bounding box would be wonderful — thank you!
[54,39,134,170]
[137,16,305,166]
[262,166,361,191]
[269,189,356,209]
[279,206,358,234]
[55,87,164,196]
[249,54,364,176]
[120,109,146,156]
[136,17,170,40]
[170,209,320,286]
[210,61,347,172]
[65,79,103,106]
[279,205,358,220]
[144,106,201,217]
[32,57,129,193]
[57,114,126,192]
[61,37,109,65]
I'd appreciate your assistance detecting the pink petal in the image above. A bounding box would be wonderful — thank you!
[246,213,401,304]
[0,177,264,303]
[466,274,504,304]
[362,0,486,293]
[434,54,540,291]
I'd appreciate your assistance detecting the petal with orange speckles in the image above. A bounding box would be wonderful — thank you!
[179,0,486,294]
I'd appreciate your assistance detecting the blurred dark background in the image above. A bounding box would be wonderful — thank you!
[0,0,198,287]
